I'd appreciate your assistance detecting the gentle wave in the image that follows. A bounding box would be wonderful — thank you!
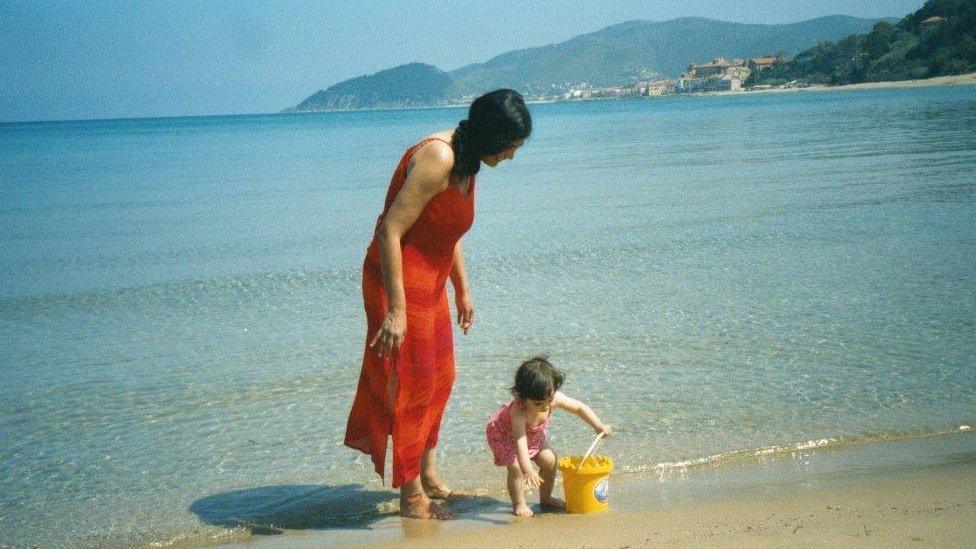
[617,424,975,476]
[0,266,361,312]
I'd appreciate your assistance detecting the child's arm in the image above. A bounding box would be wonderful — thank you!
[553,391,613,436]
[510,402,544,488]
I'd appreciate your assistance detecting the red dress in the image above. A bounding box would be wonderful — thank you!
[344,137,475,488]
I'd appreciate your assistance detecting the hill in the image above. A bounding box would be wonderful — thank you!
[748,0,976,86]
[290,15,888,111]
[288,63,452,111]
[448,15,889,94]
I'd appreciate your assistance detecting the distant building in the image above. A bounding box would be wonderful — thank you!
[683,57,751,85]
[678,76,741,93]
[564,84,640,100]
[749,56,778,71]
[726,66,752,81]
[678,55,751,93]
[635,79,676,96]
[686,57,732,79]
[921,16,946,25]
[648,79,676,96]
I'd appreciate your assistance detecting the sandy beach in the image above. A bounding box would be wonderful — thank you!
[384,464,976,548]
[734,71,976,97]
[223,431,976,548]
[827,72,976,90]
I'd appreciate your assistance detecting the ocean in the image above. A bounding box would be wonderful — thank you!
[1,85,974,546]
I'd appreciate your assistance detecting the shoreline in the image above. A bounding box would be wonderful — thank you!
[389,457,976,548]
[730,71,976,97]
[220,429,976,548]
[6,72,974,125]
[283,72,976,115]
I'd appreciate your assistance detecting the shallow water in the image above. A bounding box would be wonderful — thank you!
[1,85,975,546]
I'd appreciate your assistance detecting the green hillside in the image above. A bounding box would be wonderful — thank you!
[289,15,888,111]
[288,63,452,111]
[448,15,888,95]
[748,0,976,86]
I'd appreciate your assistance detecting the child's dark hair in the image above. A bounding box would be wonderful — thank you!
[510,356,564,400]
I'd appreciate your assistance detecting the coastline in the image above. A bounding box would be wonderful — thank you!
[283,72,976,116]
[389,458,976,548]
[219,430,976,548]
[732,71,976,97]
[8,72,974,124]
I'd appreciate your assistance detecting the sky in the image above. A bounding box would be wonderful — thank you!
[1,0,927,122]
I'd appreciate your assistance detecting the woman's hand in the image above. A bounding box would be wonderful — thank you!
[455,291,475,334]
[596,424,613,437]
[369,308,407,358]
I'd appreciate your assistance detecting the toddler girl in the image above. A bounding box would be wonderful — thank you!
[485,356,612,516]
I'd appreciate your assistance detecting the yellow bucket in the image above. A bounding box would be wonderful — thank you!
[557,455,613,513]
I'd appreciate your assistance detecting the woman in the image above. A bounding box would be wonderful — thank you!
[344,89,532,520]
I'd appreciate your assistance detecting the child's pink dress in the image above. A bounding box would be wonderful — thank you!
[485,399,552,466]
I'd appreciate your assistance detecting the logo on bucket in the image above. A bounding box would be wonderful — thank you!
[593,478,610,503]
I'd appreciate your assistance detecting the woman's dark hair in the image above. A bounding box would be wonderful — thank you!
[510,355,564,400]
[451,89,532,176]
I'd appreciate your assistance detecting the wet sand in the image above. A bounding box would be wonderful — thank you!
[225,431,976,548]
[384,463,976,547]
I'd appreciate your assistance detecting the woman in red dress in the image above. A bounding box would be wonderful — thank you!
[345,89,532,519]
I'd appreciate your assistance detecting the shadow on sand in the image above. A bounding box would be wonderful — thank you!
[190,484,397,535]
[190,484,507,538]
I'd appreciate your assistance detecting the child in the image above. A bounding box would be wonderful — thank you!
[486,356,612,517]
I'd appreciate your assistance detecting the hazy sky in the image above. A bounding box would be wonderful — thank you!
[1,0,926,122]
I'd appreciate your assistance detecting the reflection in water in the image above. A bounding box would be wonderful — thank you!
[400,516,444,539]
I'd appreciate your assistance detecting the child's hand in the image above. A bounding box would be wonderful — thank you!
[523,469,543,489]
[597,424,613,437]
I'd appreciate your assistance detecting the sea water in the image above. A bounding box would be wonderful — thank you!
[1,86,974,545]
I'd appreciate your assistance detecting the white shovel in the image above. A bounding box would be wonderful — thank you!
[576,432,605,471]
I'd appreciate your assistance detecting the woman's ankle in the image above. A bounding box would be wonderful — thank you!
[400,477,426,499]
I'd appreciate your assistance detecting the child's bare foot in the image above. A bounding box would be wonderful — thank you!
[400,491,453,520]
[540,496,566,512]
[513,503,534,517]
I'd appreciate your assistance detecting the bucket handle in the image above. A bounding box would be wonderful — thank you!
[576,432,605,471]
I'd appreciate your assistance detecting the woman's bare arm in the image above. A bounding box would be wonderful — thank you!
[370,141,454,357]
[450,241,474,334]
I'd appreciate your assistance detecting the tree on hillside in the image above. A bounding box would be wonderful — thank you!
[748,0,976,86]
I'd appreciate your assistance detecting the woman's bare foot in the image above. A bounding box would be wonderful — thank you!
[400,491,453,520]
[540,496,566,512]
[513,503,534,517]
[421,476,463,502]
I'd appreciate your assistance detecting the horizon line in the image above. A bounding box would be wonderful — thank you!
[1,11,908,125]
